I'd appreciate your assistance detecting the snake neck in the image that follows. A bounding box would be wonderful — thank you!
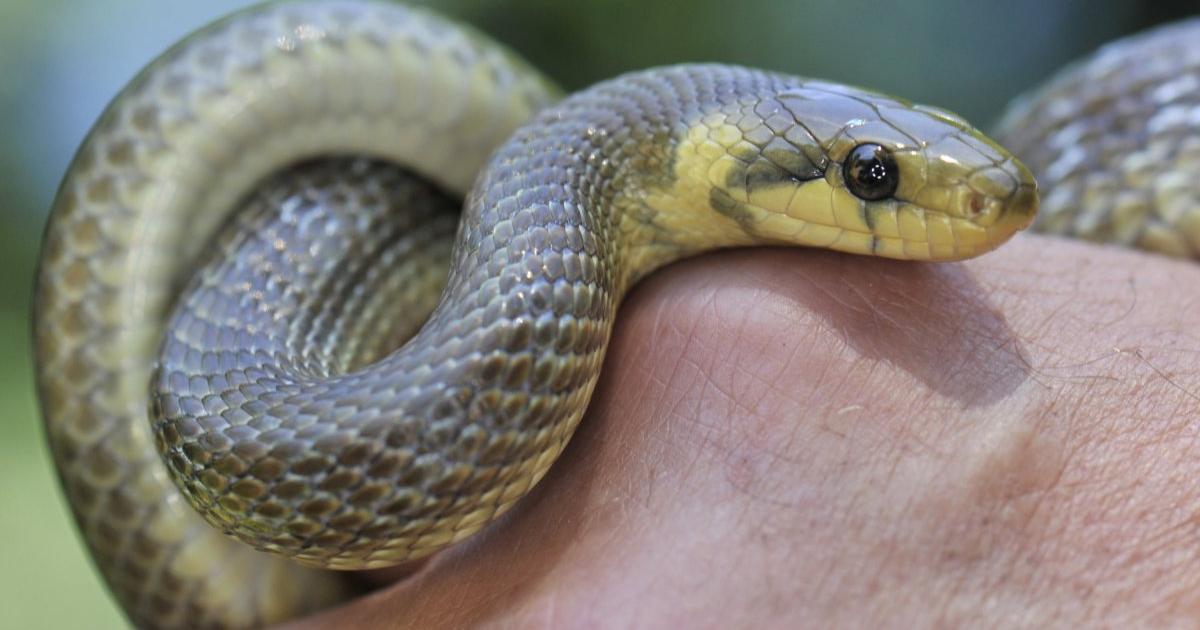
[446,65,803,302]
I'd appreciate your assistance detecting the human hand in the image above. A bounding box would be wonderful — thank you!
[291,234,1200,628]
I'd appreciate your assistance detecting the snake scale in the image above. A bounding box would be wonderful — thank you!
[32,1,1196,627]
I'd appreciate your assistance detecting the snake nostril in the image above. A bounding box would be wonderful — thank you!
[968,192,986,217]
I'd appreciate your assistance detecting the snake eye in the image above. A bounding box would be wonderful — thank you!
[844,143,899,201]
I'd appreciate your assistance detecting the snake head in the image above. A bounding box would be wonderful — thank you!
[674,79,1039,261]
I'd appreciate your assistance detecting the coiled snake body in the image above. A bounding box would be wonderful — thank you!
[994,17,1200,257]
[40,1,1200,628]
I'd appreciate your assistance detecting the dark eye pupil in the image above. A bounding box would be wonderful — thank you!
[844,143,899,201]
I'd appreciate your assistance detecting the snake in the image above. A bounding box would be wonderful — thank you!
[40,1,1199,628]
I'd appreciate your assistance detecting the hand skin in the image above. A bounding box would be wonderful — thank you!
[287,234,1200,629]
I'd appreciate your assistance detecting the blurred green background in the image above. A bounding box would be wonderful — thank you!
[1,1,1194,627]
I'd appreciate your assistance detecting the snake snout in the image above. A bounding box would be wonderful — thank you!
[985,159,1039,247]
[1005,180,1039,228]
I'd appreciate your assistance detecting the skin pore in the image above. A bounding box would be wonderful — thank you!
[285,234,1200,628]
